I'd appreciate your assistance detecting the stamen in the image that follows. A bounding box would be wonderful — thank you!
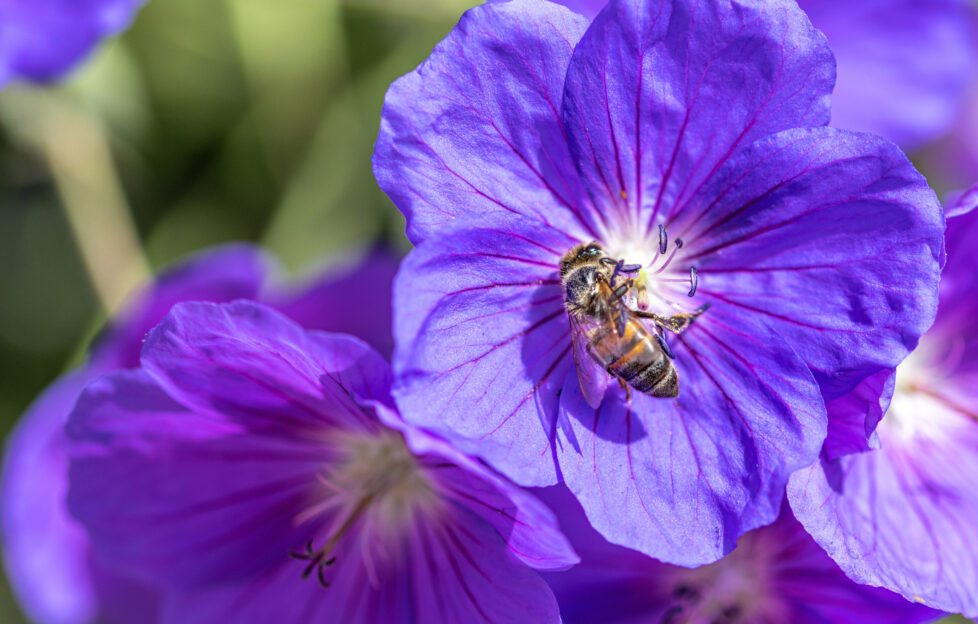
[656,333,675,359]
[652,245,682,274]
[688,267,698,297]
[674,237,684,249]
[658,224,668,254]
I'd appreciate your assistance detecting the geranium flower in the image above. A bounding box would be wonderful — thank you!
[788,194,978,617]
[0,0,146,87]
[375,0,944,565]
[539,0,978,149]
[537,485,941,624]
[0,245,398,624]
[66,300,577,623]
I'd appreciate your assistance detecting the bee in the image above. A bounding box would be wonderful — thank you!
[559,242,707,407]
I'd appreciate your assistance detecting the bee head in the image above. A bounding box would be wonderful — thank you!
[560,242,605,276]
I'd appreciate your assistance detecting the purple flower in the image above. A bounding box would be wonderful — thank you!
[538,485,941,624]
[0,0,146,87]
[0,244,398,624]
[541,0,978,149]
[66,300,577,623]
[375,0,944,565]
[788,196,978,617]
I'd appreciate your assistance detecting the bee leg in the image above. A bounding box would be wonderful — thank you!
[617,377,632,403]
[634,303,709,335]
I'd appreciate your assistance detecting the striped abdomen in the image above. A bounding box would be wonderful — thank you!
[587,316,679,398]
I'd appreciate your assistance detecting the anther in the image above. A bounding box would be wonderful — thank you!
[687,267,698,297]
[674,237,684,249]
[658,224,668,254]
[656,334,675,359]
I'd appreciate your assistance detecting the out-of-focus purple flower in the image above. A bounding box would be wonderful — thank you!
[0,0,146,87]
[799,0,977,150]
[375,0,944,565]
[0,244,398,624]
[538,485,941,624]
[543,0,978,150]
[789,198,978,616]
[66,300,577,623]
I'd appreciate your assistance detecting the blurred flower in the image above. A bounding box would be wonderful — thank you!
[0,244,398,624]
[788,195,978,617]
[0,0,146,87]
[538,485,941,624]
[375,0,943,566]
[542,0,978,150]
[67,300,577,623]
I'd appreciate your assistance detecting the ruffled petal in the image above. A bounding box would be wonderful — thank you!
[162,507,562,624]
[538,485,940,624]
[67,370,327,588]
[92,243,273,370]
[555,303,826,565]
[373,0,594,243]
[393,224,580,486]
[680,127,943,400]
[799,0,978,149]
[561,0,834,231]
[141,300,390,433]
[823,368,893,460]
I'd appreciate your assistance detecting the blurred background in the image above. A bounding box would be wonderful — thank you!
[0,0,976,621]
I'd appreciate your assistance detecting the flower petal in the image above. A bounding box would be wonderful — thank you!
[1,368,104,624]
[162,508,563,624]
[268,246,400,358]
[141,300,390,433]
[0,0,145,83]
[944,182,978,218]
[67,369,327,588]
[681,127,944,401]
[788,395,978,616]
[561,0,834,230]
[393,223,580,487]
[373,0,593,243]
[92,243,273,370]
[822,368,893,460]
[799,0,978,149]
[538,485,940,624]
[556,303,826,565]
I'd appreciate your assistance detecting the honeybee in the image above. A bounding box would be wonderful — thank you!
[559,242,707,407]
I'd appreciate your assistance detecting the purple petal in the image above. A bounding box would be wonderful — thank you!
[822,368,893,460]
[944,182,978,218]
[799,0,978,149]
[393,223,580,487]
[92,243,273,370]
[373,0,594,243]
[680,127,944,401]
[140,300,390,433]
[67,369,328,588]
[1,369,103,624]
[561,0,834,232]
[555,303,826,566]
[788,397,978,616]
[162,508,563,624]
[268,247,400,358]
[538,485,940,624]
[0,0,146,84]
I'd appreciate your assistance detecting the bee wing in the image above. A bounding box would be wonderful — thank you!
[568,313,610,409]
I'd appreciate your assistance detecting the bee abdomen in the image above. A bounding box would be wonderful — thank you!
[605,328,678,398]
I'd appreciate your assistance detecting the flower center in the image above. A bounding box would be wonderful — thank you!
[290,429,440,587]
[603,223,701,316]
[660,524,789,623]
